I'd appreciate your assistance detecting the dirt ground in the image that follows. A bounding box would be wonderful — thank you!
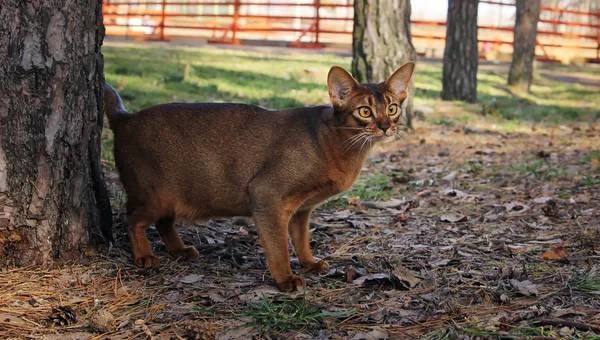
[1,104,600,339]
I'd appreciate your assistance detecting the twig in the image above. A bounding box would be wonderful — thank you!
[530,319,600,333]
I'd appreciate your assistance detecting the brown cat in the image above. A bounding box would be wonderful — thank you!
[104,62,415,291]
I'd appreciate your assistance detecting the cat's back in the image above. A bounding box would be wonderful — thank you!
[124,102,270,127]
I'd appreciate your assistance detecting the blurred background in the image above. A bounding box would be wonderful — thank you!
[103,0,600,64]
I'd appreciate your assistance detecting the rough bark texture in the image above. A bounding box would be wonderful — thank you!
[352,0,417,126]
[508,0,541,93]
[0,0,112,266]
[441,0,479,103]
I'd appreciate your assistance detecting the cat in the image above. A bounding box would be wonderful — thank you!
[104,62,415,291]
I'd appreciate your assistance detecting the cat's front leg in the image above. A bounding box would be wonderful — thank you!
[250,185,306,291]
[289,209,329,273]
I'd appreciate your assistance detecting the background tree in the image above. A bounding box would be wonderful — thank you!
[441,0,479,103]
[0,1,112,266]
[508,0,542,93]
[352,0,417,125]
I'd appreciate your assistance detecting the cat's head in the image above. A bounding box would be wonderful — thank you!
[327,62,415,145]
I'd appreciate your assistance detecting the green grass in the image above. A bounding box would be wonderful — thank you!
[239,295,353,334]
[322,173,393,207]
[584,150,600,164]
[104,42,599,123]
[426,117,456,127]
[571,274,600,295]
[509,159,566,180]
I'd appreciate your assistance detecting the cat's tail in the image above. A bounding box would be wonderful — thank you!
[104,83,127,129]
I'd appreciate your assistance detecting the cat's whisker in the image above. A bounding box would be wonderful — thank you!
[345,133,371,153]
[359,135,371,153]
[397,130,410,138]
[342,134,362,151]
[341,132,368,147]
[333,127,364,130]
[344,134,368,152]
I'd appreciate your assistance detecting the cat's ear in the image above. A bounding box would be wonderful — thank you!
[384,61,415,100]
[327,66,359,107]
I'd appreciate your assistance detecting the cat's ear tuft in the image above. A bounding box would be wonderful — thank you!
[327,66,358,107]
[384,61,415,97]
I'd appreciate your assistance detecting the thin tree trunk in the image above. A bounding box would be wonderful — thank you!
[508,0,541,93]
[0,0,112,266]
[441,0,479,103]
[352,0,417,126]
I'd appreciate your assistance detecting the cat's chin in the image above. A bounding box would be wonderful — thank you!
[374,135,394,142]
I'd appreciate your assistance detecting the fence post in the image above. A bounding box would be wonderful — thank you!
[315,0,320,45]
[232,0,240,43]
[160,0,166,41]
[597,9,600,61]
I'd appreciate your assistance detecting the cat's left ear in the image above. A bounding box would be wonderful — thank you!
[384,61,415,100]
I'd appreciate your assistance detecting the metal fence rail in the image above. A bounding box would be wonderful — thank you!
[102,0,600,63]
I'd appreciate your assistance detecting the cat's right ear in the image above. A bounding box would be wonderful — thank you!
[327,66,359,107]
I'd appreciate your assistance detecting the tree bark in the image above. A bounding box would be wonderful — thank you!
[508,0,541,93]
[441,0,479,103]
[0,0,112,266]
[352,0,417,126]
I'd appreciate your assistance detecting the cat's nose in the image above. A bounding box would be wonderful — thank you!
[378,122,390,133]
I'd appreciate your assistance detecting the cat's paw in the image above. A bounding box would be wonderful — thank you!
[276,275,307,292]
[134,254,160,268]
[300,259,330,274]
[308,260,330,273]
[172,246,199,260]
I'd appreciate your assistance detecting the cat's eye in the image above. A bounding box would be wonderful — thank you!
[357,107,371,118]
[388,104,399,116]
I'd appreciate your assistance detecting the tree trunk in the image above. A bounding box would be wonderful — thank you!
[0,0,112,266]
[352,0,417,126]
[508,0,541,93]
[441,0,479,103]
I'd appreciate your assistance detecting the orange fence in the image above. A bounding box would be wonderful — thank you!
[102,0,600,63]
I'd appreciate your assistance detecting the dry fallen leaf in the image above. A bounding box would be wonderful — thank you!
[350,328,388,340]
[362,198,404,209]
[505,201,530,215]
[510,279,539,296]
[541,242,568,261]
[439,213,467,223]
[347,196,361,206]
[391,265,421,288]
[179,274,204,284]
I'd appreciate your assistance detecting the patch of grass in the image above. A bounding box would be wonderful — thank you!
[320,198,347,209]
[581,175,600,187]
[109,189,127,211]
[557,190,573,199]
[584,150,600,164]
[321,174,393,208]
[510,159,565,180]
[347,174,393,201]
[426,117,456,127]
[571,275,600,295]
[456,114,471,122]
[239,295,353,334]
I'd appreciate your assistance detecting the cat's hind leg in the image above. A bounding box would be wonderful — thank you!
[155,214,199,261]
[127,204,161,268]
